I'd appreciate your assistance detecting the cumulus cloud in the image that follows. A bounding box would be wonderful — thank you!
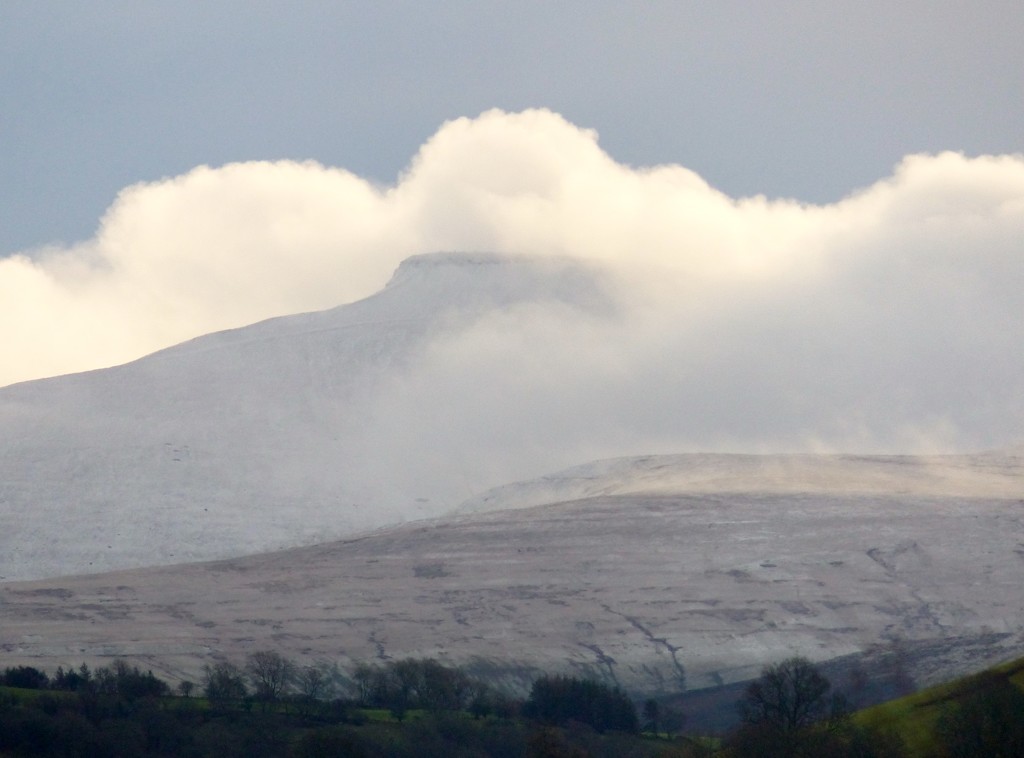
[2,108,1023,454]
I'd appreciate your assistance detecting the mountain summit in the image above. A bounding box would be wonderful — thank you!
[0,253,613,581]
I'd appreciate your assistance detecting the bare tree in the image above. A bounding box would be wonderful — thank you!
[352,662,378,705]
[296,664,328,702]
[292,663,335,717]
[738,656,831,733]
[246,650,296,702]
[203,661,247,706]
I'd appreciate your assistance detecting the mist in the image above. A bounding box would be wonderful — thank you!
[2,109,1023,455]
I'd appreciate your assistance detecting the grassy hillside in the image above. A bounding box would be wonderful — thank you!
[855,654,1024,757]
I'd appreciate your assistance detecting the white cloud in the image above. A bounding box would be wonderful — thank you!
[2,108,1023,453]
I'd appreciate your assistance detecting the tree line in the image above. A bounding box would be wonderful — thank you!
[0,653,650,757]
[3,652,1018,756]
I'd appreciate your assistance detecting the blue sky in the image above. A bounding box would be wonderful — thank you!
[3,2,1021,254]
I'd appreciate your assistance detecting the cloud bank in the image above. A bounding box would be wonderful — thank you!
[3,109,1023,452]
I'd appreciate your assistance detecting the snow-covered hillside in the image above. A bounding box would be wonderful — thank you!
[0,253,613,581]
[3,249,1022,586]
[4,456,1024,699]
[457,450,1024,514]
[4,249,1024,716]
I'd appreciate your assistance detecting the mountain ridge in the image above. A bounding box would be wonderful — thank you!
[456,451,1024,515]
[0,252,614,581]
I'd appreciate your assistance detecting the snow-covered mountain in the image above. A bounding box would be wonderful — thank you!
[4,450,1023,703]
[5,246,1024,722]
[0,253,613,581]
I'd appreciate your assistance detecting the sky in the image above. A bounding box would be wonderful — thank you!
[2,3,1023,452]
[3,2,1021,254]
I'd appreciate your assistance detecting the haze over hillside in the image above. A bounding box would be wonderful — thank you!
[0,253,614,581]
[3,250,1024,582]
[3,250,1024,716]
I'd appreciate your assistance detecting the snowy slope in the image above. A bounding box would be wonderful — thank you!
[457,450,1024,514]
[4,467,1024,699]
[0,253,613,581]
